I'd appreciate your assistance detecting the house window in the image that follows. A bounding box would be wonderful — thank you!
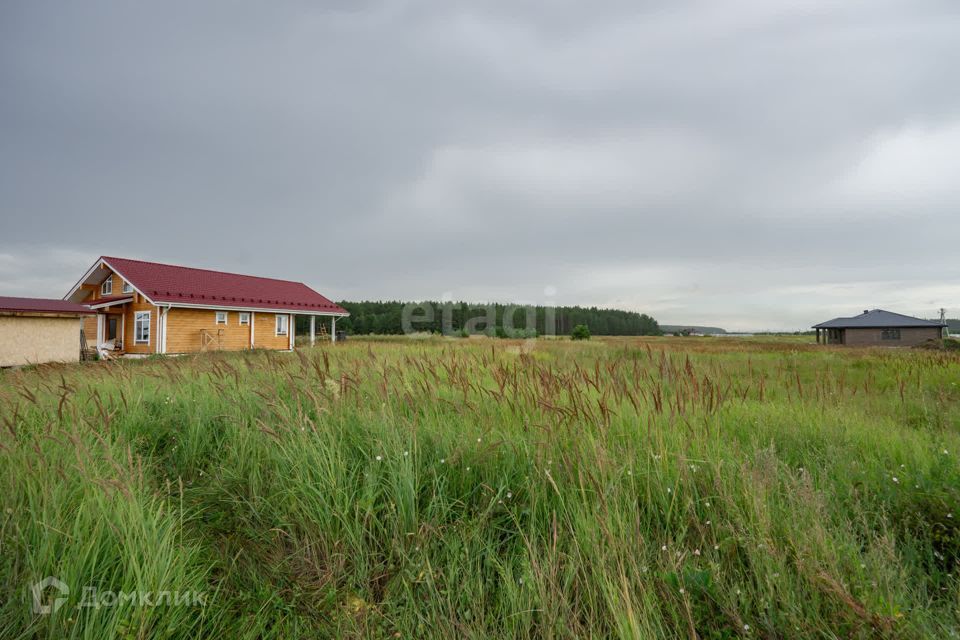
[275,314,288,336]
[239,312,250,326]
[101,279,113,295]
[881,328,901,340]
[215,311,228,325]
[134,311,151,345]
[122,281,133,294]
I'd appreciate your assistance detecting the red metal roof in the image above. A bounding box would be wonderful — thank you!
[101,256,347,315]
[0,296,95,315]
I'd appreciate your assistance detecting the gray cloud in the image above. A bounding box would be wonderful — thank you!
[2,0,959,330]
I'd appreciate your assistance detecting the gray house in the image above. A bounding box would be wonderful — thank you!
[813,309,946,346]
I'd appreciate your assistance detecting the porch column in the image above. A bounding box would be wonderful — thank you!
[331,316,337,343]
[310,316,316,346]
[816,328,820,344]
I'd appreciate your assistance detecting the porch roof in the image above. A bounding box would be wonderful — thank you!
[85,296,134,310]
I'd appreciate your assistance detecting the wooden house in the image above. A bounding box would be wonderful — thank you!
[64,257,348,356]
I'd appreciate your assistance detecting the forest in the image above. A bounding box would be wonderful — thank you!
[319,301,662,336]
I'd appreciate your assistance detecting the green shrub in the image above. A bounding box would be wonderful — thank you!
[571,324,591,340]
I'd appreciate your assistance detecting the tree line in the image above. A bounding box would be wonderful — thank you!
[318,301,662,336]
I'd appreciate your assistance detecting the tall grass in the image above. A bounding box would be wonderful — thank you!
[1,337,958,638]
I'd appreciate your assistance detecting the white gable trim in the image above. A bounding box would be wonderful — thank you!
[64,258,110,301]
[64,257,156,306]
[100,258,156,305]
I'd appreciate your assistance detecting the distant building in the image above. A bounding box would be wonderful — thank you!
[813,309,946,347]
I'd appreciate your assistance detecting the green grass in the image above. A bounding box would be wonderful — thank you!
[1,336,959,638]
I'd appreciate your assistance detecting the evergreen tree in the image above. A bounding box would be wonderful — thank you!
[335,301,662,337]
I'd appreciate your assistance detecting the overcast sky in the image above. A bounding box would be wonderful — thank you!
[2,1,959,331]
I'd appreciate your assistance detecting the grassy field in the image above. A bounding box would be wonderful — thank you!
[1,336,959,639]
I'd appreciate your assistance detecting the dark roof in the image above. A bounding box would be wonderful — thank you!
[0,296,94,315]
[98,256,348,315]
[813,309,947,329]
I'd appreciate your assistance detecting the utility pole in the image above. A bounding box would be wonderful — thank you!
[941,308,948,339]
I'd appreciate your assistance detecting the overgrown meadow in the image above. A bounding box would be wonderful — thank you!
[1,337,959,639]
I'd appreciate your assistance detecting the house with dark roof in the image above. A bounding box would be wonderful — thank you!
[0,296,94,366]
[813,309,946,347]
[65,257,348,355]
